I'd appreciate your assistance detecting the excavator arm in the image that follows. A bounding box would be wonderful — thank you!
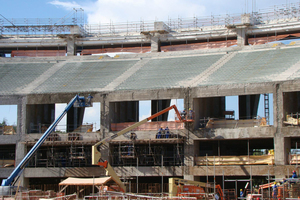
[92,104,184,192]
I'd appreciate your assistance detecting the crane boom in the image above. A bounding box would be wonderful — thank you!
[91,104,185,192]
[1,95,92,187]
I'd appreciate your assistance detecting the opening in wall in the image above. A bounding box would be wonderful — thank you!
[194,93,273,129]
[110,99,184,131]
[0,105,17,135]
[55,102,101,133]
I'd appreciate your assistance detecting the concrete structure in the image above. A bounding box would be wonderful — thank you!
[1,3,300,197]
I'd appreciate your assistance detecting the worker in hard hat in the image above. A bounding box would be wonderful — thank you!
[180,109,187,120]
[156,126,164,139]
[290,170,298,184]
[165,126,170,138]
[240,189,244,197]
[188,108,194,119]
[292,170,298,178]
[272,182,278,199]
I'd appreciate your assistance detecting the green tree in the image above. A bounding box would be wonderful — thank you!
[0,118,7,126]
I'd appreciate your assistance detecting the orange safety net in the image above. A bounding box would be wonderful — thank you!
[81,46,151,55]
[11,50,66,57]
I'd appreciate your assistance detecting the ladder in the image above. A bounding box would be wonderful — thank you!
[264,94,269,125]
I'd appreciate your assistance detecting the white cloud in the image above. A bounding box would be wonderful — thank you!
[89,0,206,24]
[48,0,300,25]
[48,0,298,25]
[49,0,206,24]
[49,0,81,10]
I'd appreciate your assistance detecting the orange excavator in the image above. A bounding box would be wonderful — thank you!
[91,105,192,192]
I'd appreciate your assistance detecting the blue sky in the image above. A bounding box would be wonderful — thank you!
[0,0,298,24]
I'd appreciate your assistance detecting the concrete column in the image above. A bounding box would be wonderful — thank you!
[15,142,29,187]
[184,142,194,180]
[101,94,109,139]
[150,34,161,52]
[18,97,27,135]
[238,94,260,119]
[274,84,283,128]
[236,14,250,46]
[284,137,291,165]
[67,36,76,56]
[274,134,285,165]
[67,107,85,132]
[194,98,200,129]
[236,26,248,46]
[151,100,171,121]
[273,84,285,166]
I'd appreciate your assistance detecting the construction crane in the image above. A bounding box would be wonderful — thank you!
[91,104,187,192]
[0,94,93,195]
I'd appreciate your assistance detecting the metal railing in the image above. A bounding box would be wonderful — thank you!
[2,2,300,37]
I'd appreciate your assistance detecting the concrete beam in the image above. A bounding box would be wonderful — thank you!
[67,36,76,56]
[0,168,14,179]
[24,167,106,178]
[150,34,161,52]
[193,127,275,140]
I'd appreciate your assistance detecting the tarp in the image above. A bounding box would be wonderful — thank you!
[59,177,114,186]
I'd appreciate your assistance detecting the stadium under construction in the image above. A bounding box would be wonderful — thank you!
[1,2,300,199]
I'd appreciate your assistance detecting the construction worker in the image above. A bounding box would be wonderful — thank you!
[289,170,298,184]
[292,170,298,178]
[272,182,278,200]
[87,94,93,106]
[180,109,187,120]
[130,132,137,140]
[156,127,163,139]
[188,108,194,119]
[240,189,244,197]
[165,127,170,138]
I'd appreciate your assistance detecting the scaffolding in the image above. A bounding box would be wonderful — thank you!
[2,2,300,37]
[110,136,184,167]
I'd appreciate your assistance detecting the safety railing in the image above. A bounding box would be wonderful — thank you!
[110,121,184,131]
[2,2,300,36]
[27,123,96,134]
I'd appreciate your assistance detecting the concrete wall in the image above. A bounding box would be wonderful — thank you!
[24,167,106,178]
[3,49,300,186]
